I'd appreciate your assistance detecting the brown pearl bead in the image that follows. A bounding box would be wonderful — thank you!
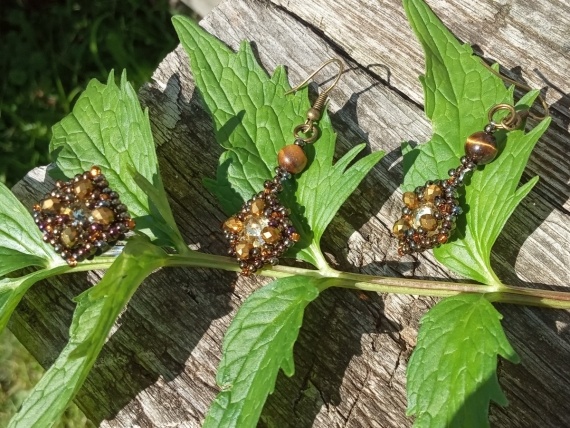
[278,144,307,174]
[464,131,497,165]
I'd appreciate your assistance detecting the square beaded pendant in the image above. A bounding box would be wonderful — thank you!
[223,143,306,275]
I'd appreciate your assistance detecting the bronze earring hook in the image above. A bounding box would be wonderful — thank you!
[285,58,345,144]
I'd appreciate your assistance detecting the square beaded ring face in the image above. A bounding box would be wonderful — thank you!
[32,166,135,266]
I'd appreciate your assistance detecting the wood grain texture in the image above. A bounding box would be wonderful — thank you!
[9,0,570,427]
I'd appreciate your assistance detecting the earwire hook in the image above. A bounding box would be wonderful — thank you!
[480,60,550,122]
[286,58,346,144]
[284,58,345,98]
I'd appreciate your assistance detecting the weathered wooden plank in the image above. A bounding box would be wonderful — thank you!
[8,0,570,427]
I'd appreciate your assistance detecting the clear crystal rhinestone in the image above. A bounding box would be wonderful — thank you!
[244,215,269,246]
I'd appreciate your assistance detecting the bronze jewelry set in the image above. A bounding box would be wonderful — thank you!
[31,60,548,272]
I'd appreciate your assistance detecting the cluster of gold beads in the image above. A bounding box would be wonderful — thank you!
[223,140,307,275]
[393,179,462,254]
[223,167,301,276]
[394,126,498,255]
[32,166,135,266]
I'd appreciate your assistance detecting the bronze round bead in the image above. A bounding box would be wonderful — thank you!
[464,131,497,165]
[306,108,322,121]
[278,144,307,174]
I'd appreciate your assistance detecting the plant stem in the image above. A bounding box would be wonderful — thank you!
[164,252,570,309]
[43,248,570,309]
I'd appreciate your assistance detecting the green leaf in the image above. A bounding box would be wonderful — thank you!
[0,182,63,334]
[434,99,549,284]
[132,170,188,254]
[203,276,325,428]
[0,182,57,276]
[50,70,181,247]
[0,272,48,332]
[173,16,383,268]
[403,0,551,285]
[407,294,519,428]
[8,236,167,428]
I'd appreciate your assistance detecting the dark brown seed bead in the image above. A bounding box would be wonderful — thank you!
[278,144,307,174]
[465,131,498,165]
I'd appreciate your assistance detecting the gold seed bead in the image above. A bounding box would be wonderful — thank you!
[403,192,419,209]
[261,226,281,244]
[419,214,438,231]
[250,199,265,216]
[393,219,409,237]
[224,217,243,233]
[90,166,102,177]
[423,184,442,202]
[90,207,115,225]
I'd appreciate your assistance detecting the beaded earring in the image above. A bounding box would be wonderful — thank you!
[223,58,345,275]
[393,97,548,255]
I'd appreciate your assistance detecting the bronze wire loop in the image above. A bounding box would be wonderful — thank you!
[293,123,319,143]
[488,103,521,131]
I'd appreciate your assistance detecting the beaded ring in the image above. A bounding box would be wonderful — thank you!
[33,166,135,266]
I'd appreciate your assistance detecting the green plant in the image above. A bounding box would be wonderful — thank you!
[0,0,181,187]
[0,0,567,427]
[0,329,94,428]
